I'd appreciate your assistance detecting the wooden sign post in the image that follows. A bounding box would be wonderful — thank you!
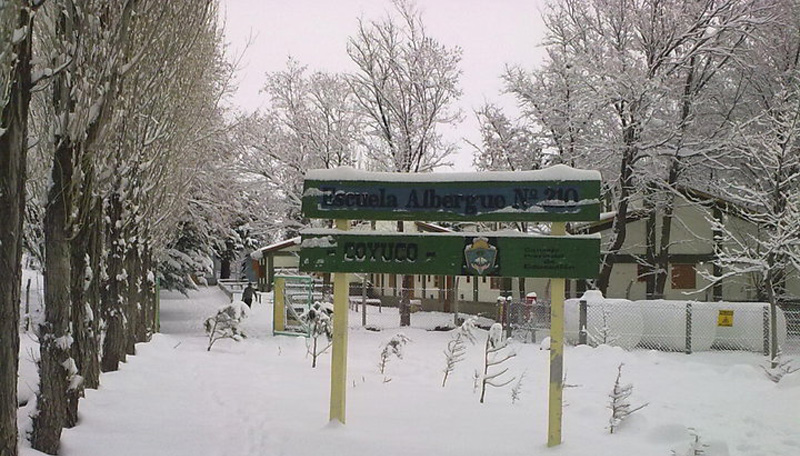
[299,165,601,447]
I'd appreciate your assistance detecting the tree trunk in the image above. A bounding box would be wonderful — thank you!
[101,193,127,372]
[31,138,75,455]
[0,4,35,455]
[220,259,231,279]
[597,139,636,294]
[125,236,139,355]
[70,197,102,392]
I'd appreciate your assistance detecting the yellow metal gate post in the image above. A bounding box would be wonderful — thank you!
[273,277,285,333]
[330,219,349,423]
[548,221,566,447]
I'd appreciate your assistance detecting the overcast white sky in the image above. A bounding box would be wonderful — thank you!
[221,0,547,171]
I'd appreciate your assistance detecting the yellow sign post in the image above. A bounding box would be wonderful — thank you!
[548,222,566,447]
[329,219,350,423]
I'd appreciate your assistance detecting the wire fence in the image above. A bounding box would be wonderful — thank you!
[276,280,800,357]
[506,299,800,356]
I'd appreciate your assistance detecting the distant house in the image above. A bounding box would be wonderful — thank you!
[571,188,800,302]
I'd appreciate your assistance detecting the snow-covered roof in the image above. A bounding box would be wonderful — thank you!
[305,164,601,182]
[250,237,301,260]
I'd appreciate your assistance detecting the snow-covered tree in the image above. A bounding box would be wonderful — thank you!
[347,0,462,327]
[378,333,411,376]
[204,302,248,351]
[441,316,477,387]
[0,2,42,454]
[347,0,462,173]
[300,301,334,368]
[608,363,648,434]
[470,103,543,172]
[506,0,767,295]
[705,0,800,367]
[479,323,516,404]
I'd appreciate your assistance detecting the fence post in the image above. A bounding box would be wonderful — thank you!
[361,274,367,327]
[762,305,770,357]
[578,300,587,345]
[685,302,692,354]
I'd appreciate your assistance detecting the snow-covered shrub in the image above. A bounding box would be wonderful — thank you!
[379,333,411,375]
[479,323,516,403]
[203,302,248,351]
[608,363,648,433]
[671,428,708,456]
[442,316,477,387]
[510,370,527,404]
[300,301,333,368]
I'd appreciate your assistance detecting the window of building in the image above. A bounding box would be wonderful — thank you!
[637,263,648,282]
[434,276,442,288]
[490,277,503,290]
[671,264,696,289]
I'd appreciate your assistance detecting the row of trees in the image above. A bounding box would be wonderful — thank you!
[0,1,243,454]
[2,0,464,453]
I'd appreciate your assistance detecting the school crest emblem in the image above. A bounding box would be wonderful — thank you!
[464,237,498,275]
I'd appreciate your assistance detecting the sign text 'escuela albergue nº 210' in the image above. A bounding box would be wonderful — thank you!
[301,165,602,222]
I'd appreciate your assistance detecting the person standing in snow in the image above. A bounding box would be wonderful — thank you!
[242,282,257,307]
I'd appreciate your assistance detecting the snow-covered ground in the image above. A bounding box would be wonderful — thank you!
[17,285,800,456]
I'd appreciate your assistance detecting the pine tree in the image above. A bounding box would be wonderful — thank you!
[480,323,516,403]
[442,316,477,387]
[608,363,648,434]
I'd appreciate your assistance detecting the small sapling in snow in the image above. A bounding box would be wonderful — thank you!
[480,323,517,403]
[671,428,708,456]
[203,302,248,351]
[510,370,527,404]
[300,301,333,368]
[589,306,618,346]
[379,333,411,375]
[442,316,477,387]
[608,363,648,433]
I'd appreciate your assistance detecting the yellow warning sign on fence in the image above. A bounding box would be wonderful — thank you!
[718,310,734,327]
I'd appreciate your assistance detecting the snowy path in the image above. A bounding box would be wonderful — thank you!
[18,286,799,456]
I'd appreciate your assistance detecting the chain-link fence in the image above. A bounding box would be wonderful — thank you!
[507,299,800,356]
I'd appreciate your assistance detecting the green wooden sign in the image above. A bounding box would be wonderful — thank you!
[302,165,601,222]
[299,230,600,279]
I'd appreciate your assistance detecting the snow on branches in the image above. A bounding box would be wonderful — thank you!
[479,323,516,403]
[300,301,333,368]
[442,316,478,387]
[204,302,248,352]
[608,363,648,434]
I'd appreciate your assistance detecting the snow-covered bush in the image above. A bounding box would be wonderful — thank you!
[510,370,527,404]
[608,363,648,433]
[300,301,333,368]
[379,333,411,375]
[479,323,516,403]
[671,428,708,456]
[203,302,248,351]
[442,316,477,387]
